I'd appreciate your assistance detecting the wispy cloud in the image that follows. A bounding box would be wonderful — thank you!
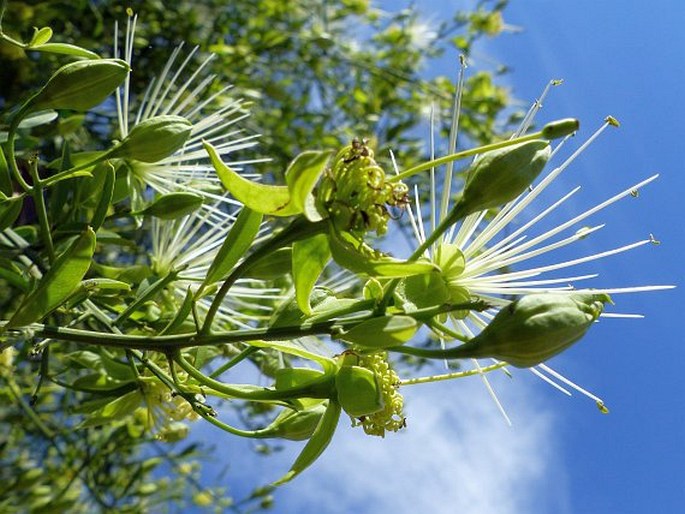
[268,374,571,514]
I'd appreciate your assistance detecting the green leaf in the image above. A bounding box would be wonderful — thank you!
[284,150,332,221]
[7,227,96,328]
[78,390,141,429]
[0,194,23,231]
[203,208,263,287]
[205,140,300,216]
[328,229,437,277]
[243,247,292,279]
[28,27,53,47]
[339,315,418,348]
[292,234,331,314]
[247,339,336,374]
[161,287,195,335]
[17,110,58,129]
[0,146,12,195]
[132,192,204,219]
[90,162,115,230]
[29,42,100,59]
[273,400,341,486]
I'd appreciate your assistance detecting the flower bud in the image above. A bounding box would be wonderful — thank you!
[456,140,551,218]
[541,118,579,140]
[274,367,325,390]
[450,293,611,368]
[335,364,384,418]
[109,115,193,162]
[29,58,130,112]
[267,402,328,441]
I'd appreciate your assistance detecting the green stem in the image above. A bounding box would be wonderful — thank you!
[208,345,259,379]
[200,218,327,334]
[13,300,487,351]
[174,351,335,402]
[399,362,508,386]
[5,102,35,192]
[389,130,544,183]
[28,158,55,261]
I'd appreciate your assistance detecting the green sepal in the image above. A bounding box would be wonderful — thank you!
[335,364,383,417]
[272,400,341,486]
[205,140,300,216]
[394,271,450,312]
[339,315,418,348]
[161,288,195,335]
[328,228,437,277]
[293,233,331,314]
[202,207,263,288]
[7,227,97,328]
[284,150,332,221]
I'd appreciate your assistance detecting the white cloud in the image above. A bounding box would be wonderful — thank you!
[268,373,571,514]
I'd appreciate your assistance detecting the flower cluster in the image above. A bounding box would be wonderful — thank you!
[353,352,406,437]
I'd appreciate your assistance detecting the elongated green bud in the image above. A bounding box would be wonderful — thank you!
[456,140,551,218]
[28,58,129,112]
[541,118,579,139]
[109,115,193,162]
[449,293,611,367]
[264,402,328,441]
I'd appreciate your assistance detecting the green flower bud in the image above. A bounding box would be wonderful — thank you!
[336,362,384,418]
[274,367,325,390]
[109,115,193,162]
[451,293,611,368]
[456,140,551,218]
[541,118,580,140]
[266,402,328,441]
[29,58,130,112]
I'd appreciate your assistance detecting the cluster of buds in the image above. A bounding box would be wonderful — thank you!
[317,139,409,236]
[138,375,200,441]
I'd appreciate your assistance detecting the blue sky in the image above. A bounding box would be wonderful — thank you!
[193,2,683,513]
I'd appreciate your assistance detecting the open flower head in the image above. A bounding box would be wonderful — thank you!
[399,75,674,414]
[113,13,265,214]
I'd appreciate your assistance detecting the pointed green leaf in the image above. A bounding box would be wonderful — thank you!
[328,229,437,277]
[0,194,23,231]
[77,390,141,429]
[243,247,292,279]
[90,162,115,230]
[7,227,97,328]
[203,207,263,287]
[205,140,300,216]
[284,150,332,221]
[273,400,341,486]
[29,42,100,59]
[293,234,331,314]
[247,339,336,373]
[132,192,203,219]
[17,110,58,129]
[0,146,12,195]
[339,315,418,348]
[161,287,195,335]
